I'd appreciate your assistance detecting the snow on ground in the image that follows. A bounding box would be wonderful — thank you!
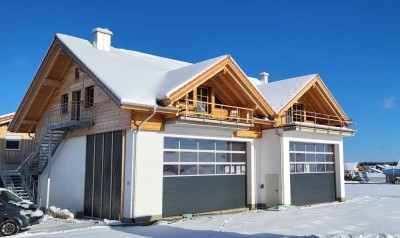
[15,184,400,238]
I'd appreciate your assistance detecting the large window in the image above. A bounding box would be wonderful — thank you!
[85,86,94,108]
[163,138,246,176]
[290,142,334,174]
[196,87,209,114]
[5,134,21,150]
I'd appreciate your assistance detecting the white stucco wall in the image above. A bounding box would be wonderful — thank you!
[125,124,257,220]
[256,129,347,205]
[38,136,86,214]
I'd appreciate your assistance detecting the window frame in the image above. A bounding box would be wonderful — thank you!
[163,137,247,177]
[5,134,21,151]
[60,94,69,115]
[289,142,335,174]
[85,86,94,109]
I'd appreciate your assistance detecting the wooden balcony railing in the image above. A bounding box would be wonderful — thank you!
[178,99,254,125]
[280,110,353,128]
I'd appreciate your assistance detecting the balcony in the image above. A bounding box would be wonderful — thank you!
[169,99,254,129]
[279,110,355,136]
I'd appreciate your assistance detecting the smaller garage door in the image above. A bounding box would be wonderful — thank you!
[289,142,336,206]
[162,138,247,217]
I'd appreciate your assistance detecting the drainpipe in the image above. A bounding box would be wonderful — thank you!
[130,105,157,220]
[274,121,285,204]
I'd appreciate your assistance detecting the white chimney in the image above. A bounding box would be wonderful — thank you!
[92,28,113,52]
[259,72,269,84]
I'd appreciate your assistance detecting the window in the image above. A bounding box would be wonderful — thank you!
[290,142,334,174]
[61,94,68,115]
[75,67,80,80]
[196,87,209,114]
[85,86,94,108]
[5,134,21,150]
[286,104,304,123]
[163,137,246,176]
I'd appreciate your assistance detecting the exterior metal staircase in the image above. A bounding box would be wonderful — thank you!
[0,102,94,204]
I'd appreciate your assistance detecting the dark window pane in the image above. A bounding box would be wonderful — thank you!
[295,142,305,152]
[289,142,295,151]
[216,165,231,174]
[306,143,315,152]
[296,164,304,173]
[309,164,317,172]
[180,139,197,150]
[199,152,215,162]
[290,164,295,173]
[326,164,334,172]
[199,140,215,150]
[325,144,334,153]
[296,153,305,162]
[216,141,229,151]
[5,140,19,150]
[306,154,315,162]
[164,138,179,149]
[163,151,179,162]
[316,154,325,162]
[180,165,197,175]
[317,164,325,172]
[231,142,246,151]
[325,154,334,162]
[216,153,230,162]
[199,165,215,175]
[180,152,197,162]
[163,165,178,176]
[316,144,324,152]
[232,153,246,162]
[290,153,295,162]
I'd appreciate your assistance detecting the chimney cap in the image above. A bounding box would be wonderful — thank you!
[259,72,269,77]
[92,27,113,35]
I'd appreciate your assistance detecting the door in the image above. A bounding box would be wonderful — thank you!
[84,131,123,220]
[72,90,81,121]
[265,174,280,207]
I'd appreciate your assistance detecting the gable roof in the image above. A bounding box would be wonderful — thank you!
[256,74,317,113]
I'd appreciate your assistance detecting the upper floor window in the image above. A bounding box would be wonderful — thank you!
[75,67,80,80]
[85,86,94,108]
[196,87,209,113]
[286,103,304,123]
[5,134,21,150]
[61,94,69,114]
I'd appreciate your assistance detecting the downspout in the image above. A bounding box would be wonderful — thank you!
[130,105,157,220]
[274,121,285,204]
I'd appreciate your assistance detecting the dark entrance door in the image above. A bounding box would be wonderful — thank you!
[84,131,123,220]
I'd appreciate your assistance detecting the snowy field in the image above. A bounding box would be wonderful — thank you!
[15,183,400,238]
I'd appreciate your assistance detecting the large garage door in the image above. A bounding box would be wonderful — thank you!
[84,131,123,220]
[163,138,246,217]
[289,142,336,206]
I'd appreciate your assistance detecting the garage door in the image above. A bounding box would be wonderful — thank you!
[162,138,246,217]
[289,142,336,206]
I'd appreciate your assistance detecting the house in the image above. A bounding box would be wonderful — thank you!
[344,162,360,174]
[0,113,33,197]
[7,28,355,222]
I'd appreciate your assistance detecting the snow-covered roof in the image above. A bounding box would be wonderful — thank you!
[57,34,229,106]
[0,112,15,125]
[256,74,316,113]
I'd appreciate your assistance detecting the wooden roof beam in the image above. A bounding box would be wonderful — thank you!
[43,78,62,88]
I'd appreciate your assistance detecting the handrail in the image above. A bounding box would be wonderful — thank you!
[180,99,254,124]
[281,109,354,129]
[15,101,96,204]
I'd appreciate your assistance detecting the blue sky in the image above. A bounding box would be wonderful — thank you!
[1,0,399,162]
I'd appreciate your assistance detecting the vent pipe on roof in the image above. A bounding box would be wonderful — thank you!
[259,72,269,84]
[92,27,113,52]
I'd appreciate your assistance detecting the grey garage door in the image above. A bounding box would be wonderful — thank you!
[162,138,247,217]
[289,142,336,206]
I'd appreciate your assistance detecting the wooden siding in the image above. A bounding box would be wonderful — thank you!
[34,63,131,138]
[0,123,32,166]
[131,111,165,131]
